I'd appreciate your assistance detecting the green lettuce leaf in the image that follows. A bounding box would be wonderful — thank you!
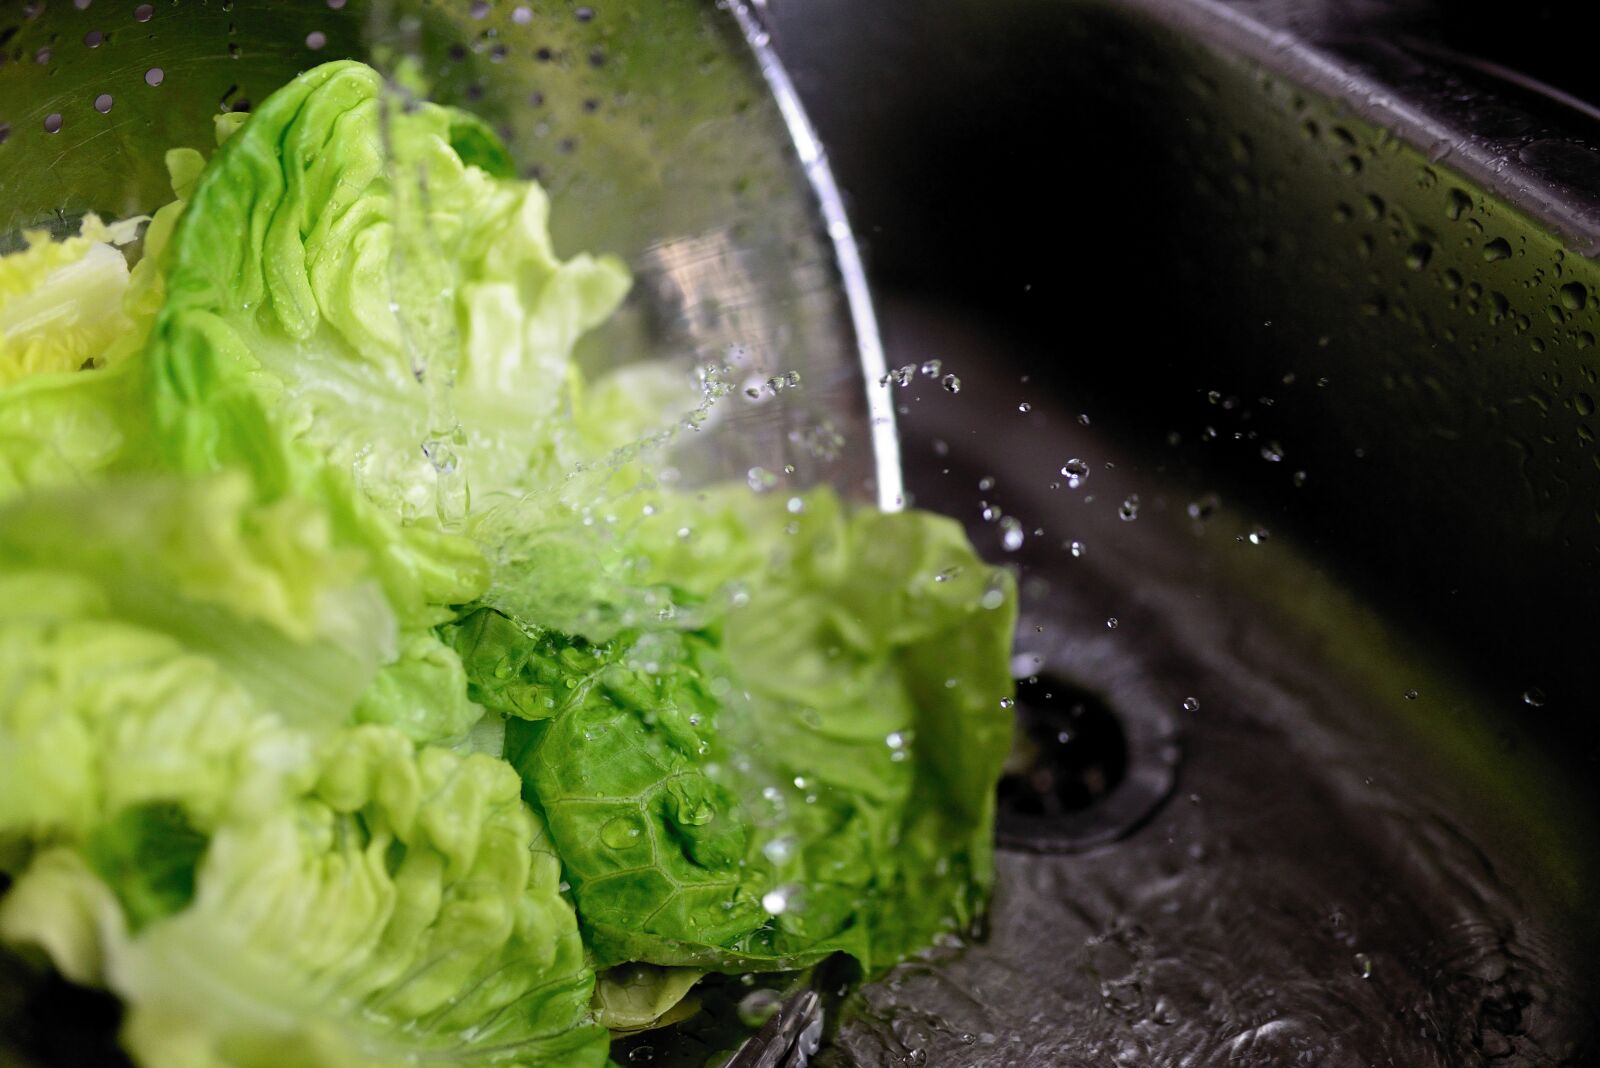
[0,474,395,726]
[0,575,315,854]
[0,144,205,504]
[145,60,627,625]
[354,631,485,745]
[468,485,1016,975]
[591,964,705,1035]
[1,727,608,1068]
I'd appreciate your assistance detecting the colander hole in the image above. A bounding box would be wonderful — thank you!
[0,123,10,146]
[134,4,153,22]
[470,0,490,18]
[145,67,164,86]
[588,46,606,67]
[94,93,113,113]
[43,112,62,134]
[582,97,599,113]
[528,90,545,106]
[512,5,532,24]
[305,30,326,50]
[84,29,103,46]
[575,5,595,21]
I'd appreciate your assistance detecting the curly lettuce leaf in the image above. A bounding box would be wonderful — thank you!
[1,727,608,1068]
[146,61,626,624]
[354,631,485,745]
[0,474,394,725]
[0,146,206,504]
[0,214,146,386]
[468,486,1016,975]
[0,599,314,887]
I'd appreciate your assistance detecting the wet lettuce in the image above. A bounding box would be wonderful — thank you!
[460,486,1016,975]
[0,58,1015,1068]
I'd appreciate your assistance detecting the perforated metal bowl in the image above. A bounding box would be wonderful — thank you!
[0,0,899,506]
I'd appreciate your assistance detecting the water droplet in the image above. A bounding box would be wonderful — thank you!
[1522,687,1547,708]
[1118,495,1140,521]
[919,359,942,378]
[933,565,963,583]
[1182,696,1200,712]
[738,988,784,1028]
[1017,401,1032,413]
[145,67,165,86]
[93,93,113,113]
[1404,241,1432,271]
[1187,493,1220,520]
[761,836,796,865]
[1068,539,1085,558]
[999,697,1015,709]
[1561,282,1588,311]
[979,577,1007,610]
[1575,392,1595,416]
[1446,188,1472,220]
[420,439,458,474]
[878,363,916,387]
[761,886,795,914]
[600,815,644,849]
[1260,441,1285,463]
[1106,616,1120,630]
[885,730,908,750]
[941,373,962,394]
[1354,952,1374,979]
[1077,412,1092,426]
[978,475,995,491]
[1404,689,1419,701]
[746,466,778,492]
[305,29,327,50]
[1060,458,1091,488]
[1000,516,1025,552]
[1483,237,1512,262]
[1246,525,1270,545]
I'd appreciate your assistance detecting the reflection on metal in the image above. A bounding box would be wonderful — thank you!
[726,0,904,512]
[1120,0,1600,253]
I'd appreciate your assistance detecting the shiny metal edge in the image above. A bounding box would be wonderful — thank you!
[1121,0,1600,257]
[726,0,906,512]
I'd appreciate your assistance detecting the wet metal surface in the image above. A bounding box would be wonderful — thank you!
[815,305,1600,1067]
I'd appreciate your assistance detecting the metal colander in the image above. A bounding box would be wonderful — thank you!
[0,0,899,507]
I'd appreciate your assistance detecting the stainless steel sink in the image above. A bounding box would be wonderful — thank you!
[755,0,1600,1063]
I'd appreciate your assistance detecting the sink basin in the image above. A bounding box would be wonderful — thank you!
[755,0,1600,1063]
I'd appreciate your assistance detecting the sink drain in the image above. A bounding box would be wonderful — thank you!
[996,674,1180,853]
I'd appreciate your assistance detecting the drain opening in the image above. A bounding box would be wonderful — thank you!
[996,674,1180,853]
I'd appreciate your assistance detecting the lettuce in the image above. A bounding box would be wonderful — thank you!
[461,486,1016,975]
[2,729,607,1068]
[0,58,1017,1067]
[146,60,626,624]
[0,475,395,726]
